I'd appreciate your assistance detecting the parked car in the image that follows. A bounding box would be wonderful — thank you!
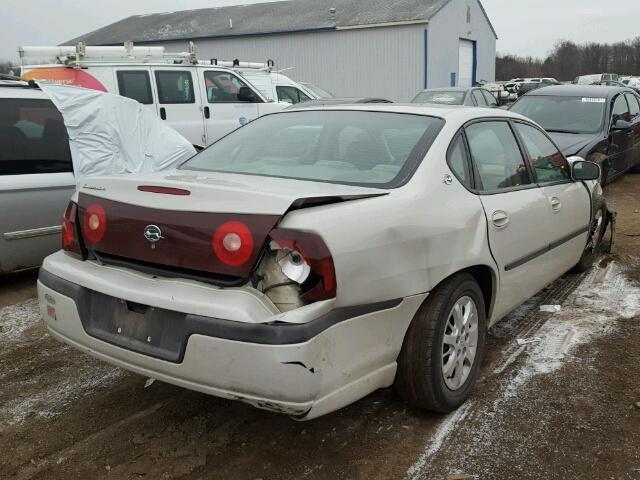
[237,70,319,105]
[20,44,289,147]
[288,98,392,109]
[411,87,498,107]
[573,73,619,85]
[39,104,604,419]
[300,82,335,99]
[0,77,74,274]
[518,78,560,96]
[510,85,640,183]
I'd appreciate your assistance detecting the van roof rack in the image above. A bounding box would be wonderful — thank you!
[19,41,276,71]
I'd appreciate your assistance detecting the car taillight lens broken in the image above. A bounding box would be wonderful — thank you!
[83,203,108,244]
[269,229,336,302]
[212,221,254,266]
[62,201,83,256]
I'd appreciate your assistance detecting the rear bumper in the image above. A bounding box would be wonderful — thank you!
[38,251,426,419]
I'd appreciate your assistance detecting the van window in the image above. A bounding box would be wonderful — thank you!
[117,71,153,105]
[276,86,311,105]
[0,98,72,175]
[155,71,195,104]
[204,71,255,103]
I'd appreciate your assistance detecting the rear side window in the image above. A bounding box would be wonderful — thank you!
[465,121,531,191]
[155,71,195,104]
[472,90,487,106]
[117,71,153,105]
[482,90,498,107]
[276,86,311,105]
[447,134,472,188]
[0,98,72,175]
[514,123,570,184]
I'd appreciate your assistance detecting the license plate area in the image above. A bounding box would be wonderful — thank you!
[81,290,190,363]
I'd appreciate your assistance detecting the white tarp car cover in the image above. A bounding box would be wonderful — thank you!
[39,83,197,185]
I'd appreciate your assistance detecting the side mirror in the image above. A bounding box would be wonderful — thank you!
[612,118,632,131]
[237,86,257,102]
[570,159,601,181]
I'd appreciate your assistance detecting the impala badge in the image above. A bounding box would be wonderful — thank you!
[144,225,164,248]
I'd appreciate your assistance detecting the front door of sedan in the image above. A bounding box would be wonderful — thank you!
[607,94,633,179]
[464,120,555,319]
[513,122,591,273]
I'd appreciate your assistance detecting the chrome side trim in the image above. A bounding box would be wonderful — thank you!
[3,225,62,241]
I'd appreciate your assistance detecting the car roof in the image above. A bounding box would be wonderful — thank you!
[284,103,531,124]
[417,87,473,93]
[526,84,632,98]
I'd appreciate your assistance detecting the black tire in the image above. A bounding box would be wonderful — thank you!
[571,205,607,274]
[395,273,486,413]
[631,162,640,174]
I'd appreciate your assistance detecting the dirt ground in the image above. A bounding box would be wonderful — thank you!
[1,176,640,480]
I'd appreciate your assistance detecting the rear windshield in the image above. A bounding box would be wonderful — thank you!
[412,91,466,105]
[182,111,444,188]
[0,98,72,175]
[510,95,606,134]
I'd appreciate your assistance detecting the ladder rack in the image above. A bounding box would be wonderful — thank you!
[19,42,276,71]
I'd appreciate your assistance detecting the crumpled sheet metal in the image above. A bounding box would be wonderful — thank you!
[40,83,197,186]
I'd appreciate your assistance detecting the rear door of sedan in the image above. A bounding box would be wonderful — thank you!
[512,122,590,272]
[461,120,556,318]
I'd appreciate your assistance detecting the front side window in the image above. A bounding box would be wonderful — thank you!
[117,70,153,105]
[515,123,570,184]
[181,111,444,188]
[466,121,531,191]
[0,98,72,175]
[626,94,640,117]
[612,95,631,123]
[510,96,606,134]
[276,86,311,105]
[155,71,195,104]
[204,71,255,103]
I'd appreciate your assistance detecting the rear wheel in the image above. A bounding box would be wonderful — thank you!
[395,273,486,413]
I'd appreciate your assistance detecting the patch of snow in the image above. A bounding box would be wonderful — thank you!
[0,298,41,343]
[0,366,124,431]
[405,402,473,480]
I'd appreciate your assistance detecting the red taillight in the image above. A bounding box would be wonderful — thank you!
[212,221,254,266]
[62,201,82,256]
[83,204,107,244]
[138,186,191,196]
[269,229,336,301]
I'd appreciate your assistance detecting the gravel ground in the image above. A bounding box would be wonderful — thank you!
[1,175,639,480]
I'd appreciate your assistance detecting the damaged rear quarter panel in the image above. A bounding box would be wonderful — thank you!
[278,153,497,314]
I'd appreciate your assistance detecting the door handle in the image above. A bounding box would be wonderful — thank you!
[160,107,167,120]
[491,210,510,229]
[551,197,562,212]
[204,106,210,119]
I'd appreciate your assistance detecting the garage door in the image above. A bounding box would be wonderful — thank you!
[458,40,474,87]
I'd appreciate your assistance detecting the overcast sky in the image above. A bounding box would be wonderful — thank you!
[3,0,640,62]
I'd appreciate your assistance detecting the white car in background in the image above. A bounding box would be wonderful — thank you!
[38,105,604,419]
[237,69,321,105]
[20,44,288,147]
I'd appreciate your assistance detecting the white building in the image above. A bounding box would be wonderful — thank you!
[68,0,497,102]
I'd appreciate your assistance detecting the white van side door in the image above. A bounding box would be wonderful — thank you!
[198,69,261,145]
[151,68,206,146]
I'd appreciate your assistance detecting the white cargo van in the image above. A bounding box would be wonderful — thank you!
[19,44,315,146]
